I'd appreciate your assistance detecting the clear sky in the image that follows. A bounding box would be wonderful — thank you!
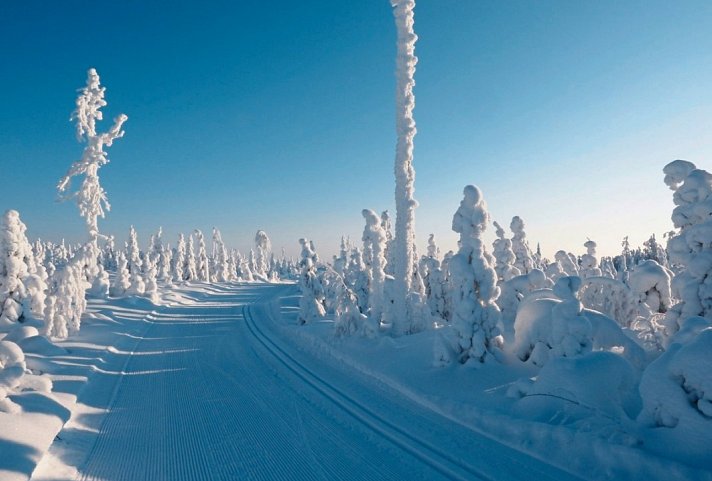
[1,0,711,260]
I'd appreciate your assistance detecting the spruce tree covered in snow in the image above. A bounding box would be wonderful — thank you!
[345,248,369,314]
[126,226,141,277]
[381,211,395,275]
[297,238,325,324]
[0,210,46,328]
[448,186,502,364]
[194,230,210,282]
[662,160,712,331]
[254,230,271,279]
[580,240,602,279]
[184,234,197,281]
[390,0,419,336]
[362,209,388,329]
[143,254,159,303]
[110,251,131,297]
[213,228,231,282]
[510,216,534,274]
[158,244,173,283]
[172,235,186,282]
[492,221,521,283]
[57,68,127,285]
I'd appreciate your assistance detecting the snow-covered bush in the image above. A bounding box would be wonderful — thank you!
[333,274,376,338]
[110,251,130,297]
[0,340,26,413]
[628,260,672,317]
[662,160,712,333]
[344,248,369,314]
[555,250,579,277]
[579,276,638,328]
[44,252,88,339]
[447,185,502,364]
[498,269,551,339]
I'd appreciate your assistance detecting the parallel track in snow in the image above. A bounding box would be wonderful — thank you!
[243,302,492,481]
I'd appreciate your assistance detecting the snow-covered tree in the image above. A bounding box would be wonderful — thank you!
[492,221,521,283]
[389,0,419,336]
[297,238,325,324]
[110,251,130,297]
[448,185,502,364]
[362,209,388,329]
[212,228,230,282]
[194,230,210,282]
[0,210,46,329]
[143,254,159,303]
[580,240,602,279]
[662,160,712,332]
[57,68,127,284]
[254,230,271,278]
[184,234,197,281]
[510,216,534,274]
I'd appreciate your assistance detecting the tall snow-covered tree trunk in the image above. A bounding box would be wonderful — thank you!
[390,0,419,336]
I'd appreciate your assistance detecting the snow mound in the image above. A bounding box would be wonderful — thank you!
[638,317,712,468]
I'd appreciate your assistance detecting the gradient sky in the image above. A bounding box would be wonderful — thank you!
[1,0,711,259]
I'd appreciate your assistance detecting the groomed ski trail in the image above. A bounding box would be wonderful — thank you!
[33,284,579,481]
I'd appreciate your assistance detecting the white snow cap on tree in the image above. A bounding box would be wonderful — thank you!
[390,0,419,337]
[448,185,502,364]
[57,68,127,242]
[297,238,325,324]
[254,230,271,278]
[492,220,521,283]
[663,160,712,331]
[194,230,210,282]
[580,240,602,279]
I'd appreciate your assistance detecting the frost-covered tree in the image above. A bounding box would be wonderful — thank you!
[110,251,130,297]
[194,230,210,282]
[381,211,395,275]
[212,228,230,282]
[389,0,419,335]
[662,160,712,331]
[57,69,127,283]
[345,248,369,314]
[0,210,46,328]
[158,244,173,283]
[448,186,502,364]
[492,221,521,283]
[297,238,325,324]
[362,209,388,329]
[333,236,349,275]
[184,234,197,281]
[333,274,375,337]
[254,230,271,278]
[580,240,602,279]
[510,216,534,274]
[44,254,88,339]
[555,250,579,277]
[143,254,159,303]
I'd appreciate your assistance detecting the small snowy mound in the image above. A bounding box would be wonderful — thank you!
[2,325,39,344]
[515,351,641,421]
[0,340,26,412]
[638,317,712,467]
[18,335,68,356]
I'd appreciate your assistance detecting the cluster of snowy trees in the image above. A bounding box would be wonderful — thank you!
[297,160,712,462]
[0,69,296,412]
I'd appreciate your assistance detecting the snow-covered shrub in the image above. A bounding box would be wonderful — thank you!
[447,185,502,364]
[110,251,130,297]
[362,209,388,328]
[638,316,712,466]
[510,216,535,274]
[297,238,325,324]
[44,253,88,339]
[579,276,638,328]
[0,340,26,413]
[555,250,579,277]
[333,274,376,338]
[628,260,672,317]
[492,221,521,283]
[344,248,369,314]
[662,160,712,333]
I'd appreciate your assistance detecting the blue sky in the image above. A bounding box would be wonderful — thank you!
[1,0,711,259]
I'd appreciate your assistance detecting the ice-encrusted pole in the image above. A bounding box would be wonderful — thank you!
[390,0,419,336]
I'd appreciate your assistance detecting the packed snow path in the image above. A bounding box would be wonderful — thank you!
[35,284,578,481]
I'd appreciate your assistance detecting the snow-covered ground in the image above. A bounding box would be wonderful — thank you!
[1,281,708,480]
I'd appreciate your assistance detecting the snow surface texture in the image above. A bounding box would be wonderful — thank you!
[390,0,419,337]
